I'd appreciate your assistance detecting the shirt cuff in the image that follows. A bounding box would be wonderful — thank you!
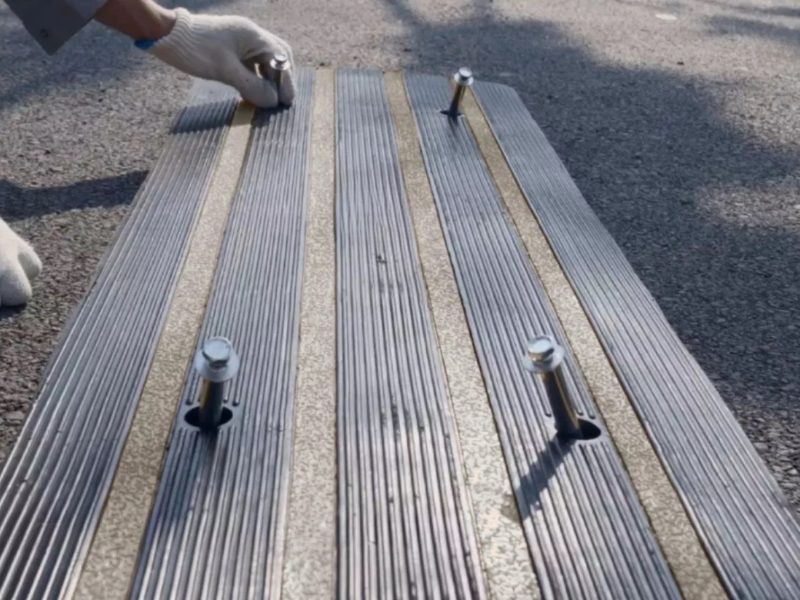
[6,0,109,54]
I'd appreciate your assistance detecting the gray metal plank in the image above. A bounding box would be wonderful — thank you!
[473,80,800,598]
[131,69,314,599]
[0,83,237,599]
[406,73,679,599]
[336,69,485,599]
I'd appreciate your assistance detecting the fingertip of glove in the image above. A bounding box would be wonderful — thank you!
[18,246,42,280]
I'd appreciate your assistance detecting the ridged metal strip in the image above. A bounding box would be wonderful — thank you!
[406,73,679,599]
[473,80,800,597]
[336,69,485,599]
[0,84,237,599]
[130,70,314,599]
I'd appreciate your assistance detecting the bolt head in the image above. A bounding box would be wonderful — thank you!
[270,53,291,71]
[523,335,565,374]
[195,337,240,383]
[202,337,232,369]
[527,336,556,363]
[453,67,474,87]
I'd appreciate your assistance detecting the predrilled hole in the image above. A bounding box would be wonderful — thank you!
[577,418,602,441]
[184,407,234,430]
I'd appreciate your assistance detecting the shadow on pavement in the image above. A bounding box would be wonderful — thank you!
[701,1,800,21]
[381,0,800,505]
[0,172,146,221]
[706,15,800,49]
[0,305,24,322]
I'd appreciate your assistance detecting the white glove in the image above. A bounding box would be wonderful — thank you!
[0,218,41,307]
[145,8,295,108]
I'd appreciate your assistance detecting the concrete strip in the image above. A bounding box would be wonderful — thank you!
[463,88,726,600]
[281,68,337,599]
[385,71,539,599]
[74,101,255,600]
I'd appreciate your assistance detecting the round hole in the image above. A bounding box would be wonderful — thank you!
[184,406,234,430]
[577,418,602,441]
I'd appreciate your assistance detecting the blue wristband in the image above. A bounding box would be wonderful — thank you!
[135,38,157,50]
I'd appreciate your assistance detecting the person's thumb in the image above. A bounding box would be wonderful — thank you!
[222,57,279,108]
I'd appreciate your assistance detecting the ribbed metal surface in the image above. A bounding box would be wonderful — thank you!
[474,80,800,597]
[406,73,679,599]
[130,70,313,599]
[0,84,236,599]
[336,70,485,599]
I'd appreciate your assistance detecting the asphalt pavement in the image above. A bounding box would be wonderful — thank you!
[1,0,798,510]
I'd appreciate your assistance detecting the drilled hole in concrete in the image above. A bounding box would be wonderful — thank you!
[184,407,234,430]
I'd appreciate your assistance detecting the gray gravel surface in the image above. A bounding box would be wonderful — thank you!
[1,0,798,510]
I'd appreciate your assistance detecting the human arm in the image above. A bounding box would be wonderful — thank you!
[93,0,175,40]
[5,0,295,107]
[94,1,295,107]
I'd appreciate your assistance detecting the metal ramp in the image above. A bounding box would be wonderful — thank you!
[0,68,798,599]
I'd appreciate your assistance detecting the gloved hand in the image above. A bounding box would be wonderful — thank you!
[0,218,41,307]
[142,8,295,108]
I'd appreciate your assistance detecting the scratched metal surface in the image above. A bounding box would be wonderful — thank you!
[406,72,680,599]
[0,83,236,599]
[474,79,800,598]
[130,70,313,599]
[335,69,486,599]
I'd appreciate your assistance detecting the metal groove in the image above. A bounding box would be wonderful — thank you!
[130,69,314,599]
[473,80,800,597]
[0,85,236,599]
[336,70,485,599]
[405,73,679,599]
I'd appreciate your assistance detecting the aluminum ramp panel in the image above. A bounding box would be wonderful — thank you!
[0,84,236,600]
[0,68,796,599]
[473,80,800,598]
